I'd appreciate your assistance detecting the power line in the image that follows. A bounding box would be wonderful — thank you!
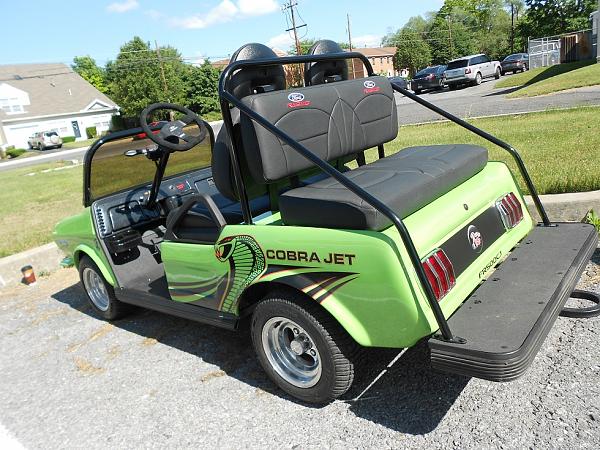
[282,1,307,55]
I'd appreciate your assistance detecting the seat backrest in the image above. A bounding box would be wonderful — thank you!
[304,39,349,85]
[240,76,398,183]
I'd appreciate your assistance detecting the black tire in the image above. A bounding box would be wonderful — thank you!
[58,144,63,149]
[38,143,44,151]
[474,72,482,86]
[251,293,359,404]
[448,84,457,91]
[414,89,422,95]
[78,255,132,320]
[494,68,501,79]
[513,70,517,75]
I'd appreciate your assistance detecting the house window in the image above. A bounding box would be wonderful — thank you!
[0,97,25,115]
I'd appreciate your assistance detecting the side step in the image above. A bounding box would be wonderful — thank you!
[429,223,598,381]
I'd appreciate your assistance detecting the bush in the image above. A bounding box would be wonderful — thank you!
[6,148,27,158]
[62,136,76,143]
[85,126,97,139]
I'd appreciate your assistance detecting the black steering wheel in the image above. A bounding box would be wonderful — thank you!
[140,102,207,152]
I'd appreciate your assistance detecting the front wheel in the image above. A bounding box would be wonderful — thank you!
[79,256,132,320]
[251,294,359,404]
[414,89,422,95]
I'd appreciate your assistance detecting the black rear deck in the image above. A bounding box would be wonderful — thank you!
[429,223,598,381]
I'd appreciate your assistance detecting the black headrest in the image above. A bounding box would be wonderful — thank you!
[304,40,349,86]
[229,43,286,99]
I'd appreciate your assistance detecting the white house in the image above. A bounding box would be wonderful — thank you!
[0,63,119,149]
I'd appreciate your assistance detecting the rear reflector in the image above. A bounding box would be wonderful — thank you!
[496,192,524,229]
[422,249,456,301]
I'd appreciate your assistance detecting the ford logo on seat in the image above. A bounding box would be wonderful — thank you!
[363,80,376,89]
[288,92,305,102]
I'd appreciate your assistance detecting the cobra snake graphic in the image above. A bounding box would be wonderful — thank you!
[215,235,266,313]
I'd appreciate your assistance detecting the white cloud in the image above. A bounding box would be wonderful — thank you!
[352,34,383,48]
[266,32,295,50]
[169,0,279,29]
[106,0,139,13]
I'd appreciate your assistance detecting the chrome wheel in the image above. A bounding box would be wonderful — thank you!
[261,317,322,388]
[82,268,110,312]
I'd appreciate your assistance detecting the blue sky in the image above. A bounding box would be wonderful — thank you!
[1,0,443,65]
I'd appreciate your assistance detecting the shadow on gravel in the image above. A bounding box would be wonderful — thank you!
[341,343,470,434]
[52,282,469,433]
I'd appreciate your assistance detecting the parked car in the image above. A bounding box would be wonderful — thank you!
[501,53,529,74]
[444,54,502,89]
[134,120,169,140]
[412,65,447,94]
[28,131,62,150]
[388,76,411,91]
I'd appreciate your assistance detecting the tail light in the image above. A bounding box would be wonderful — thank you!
[465,68,471,74]
[426,74,435,80]
[422,249,456,301]
[496,192,524,229]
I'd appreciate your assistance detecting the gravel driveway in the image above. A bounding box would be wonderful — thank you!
[1,250,599,449]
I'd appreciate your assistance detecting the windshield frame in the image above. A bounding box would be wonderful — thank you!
[82,123,214,207]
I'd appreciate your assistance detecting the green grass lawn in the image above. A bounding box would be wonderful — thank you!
[62,138,96,150]
[1,106,599,258]
[494,60,600,97]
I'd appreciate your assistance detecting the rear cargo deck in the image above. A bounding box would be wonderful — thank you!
[429,223,598,381]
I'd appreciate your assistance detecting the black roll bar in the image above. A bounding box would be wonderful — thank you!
[217,52,551,342]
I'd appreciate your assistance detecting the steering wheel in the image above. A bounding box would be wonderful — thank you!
[140,102,207,152]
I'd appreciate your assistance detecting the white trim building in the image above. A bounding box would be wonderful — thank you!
[0,63,119,149]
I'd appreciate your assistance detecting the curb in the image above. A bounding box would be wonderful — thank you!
[524,190,600,223]
[0,243,64,290]
[1,189,598,290]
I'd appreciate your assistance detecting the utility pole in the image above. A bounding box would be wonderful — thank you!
[282,1,306,55]
[510,3,515,54]
[446,16,453,60]
[347,13,356,79]
[155,40,173,120]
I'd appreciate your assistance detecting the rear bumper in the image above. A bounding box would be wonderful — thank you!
[429,223,597,381]
[445,75,472,85]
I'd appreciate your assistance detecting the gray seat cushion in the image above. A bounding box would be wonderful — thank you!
[279,144,489,231]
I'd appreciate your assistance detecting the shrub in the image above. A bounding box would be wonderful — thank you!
[85,126,97,139]
[6,148,27,158]
[62,136,76,143]
[585,210,600,234]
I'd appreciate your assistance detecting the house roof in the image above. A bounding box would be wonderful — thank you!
[0,63,118,122]
[351,47,397,57]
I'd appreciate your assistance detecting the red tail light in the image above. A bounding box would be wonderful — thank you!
[422,249,456,301]
[496,192,524,229]
[426,74,435,80]
[465,68,471,74]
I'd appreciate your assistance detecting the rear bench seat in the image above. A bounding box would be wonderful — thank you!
[240,76,488,231]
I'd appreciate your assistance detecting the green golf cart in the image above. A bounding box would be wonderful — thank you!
[54,41,599,403]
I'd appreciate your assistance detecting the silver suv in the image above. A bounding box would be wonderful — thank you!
[444,54,502,90]
[28,131,63,150]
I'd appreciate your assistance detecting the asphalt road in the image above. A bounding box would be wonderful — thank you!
[1,251,599,449]
[395,76,600,125]
[2,75,600,173]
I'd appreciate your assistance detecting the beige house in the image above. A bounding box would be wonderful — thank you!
[351,47,398,78]
[0,63,119,149]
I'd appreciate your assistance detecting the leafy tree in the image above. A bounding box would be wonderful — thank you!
[389,29,432,75]
[519,0,597,39]
[183,62,221,115]
[106,37,187,117]
[72,56,108,94]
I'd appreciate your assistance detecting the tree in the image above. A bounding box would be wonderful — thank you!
[505,0,525,52]
[389,29,432,75]
[106,37,187,117]
[183,62,221,115]
[519,0,597,39]
[72,56,108,94]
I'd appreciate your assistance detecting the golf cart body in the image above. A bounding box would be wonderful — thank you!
[54,41,597,402]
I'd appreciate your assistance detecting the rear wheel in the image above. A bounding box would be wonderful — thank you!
[474,72,482,85]
[79,256,132,320]
[38,143,44,151]
[251,294,359,404]
[494,67,501,79]
[414,89,421,95]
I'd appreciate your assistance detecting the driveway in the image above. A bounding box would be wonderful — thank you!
[396,76,600,125]
[1,253,599,449]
